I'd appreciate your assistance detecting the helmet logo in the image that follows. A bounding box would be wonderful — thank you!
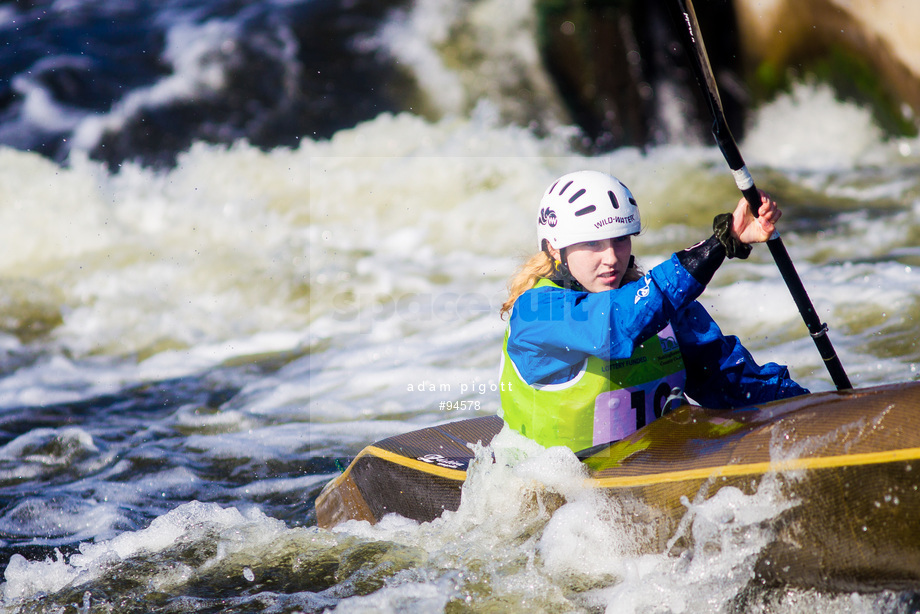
[538,207,557,227]
[594,213,636,229]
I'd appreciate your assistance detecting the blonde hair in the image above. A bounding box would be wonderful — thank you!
[500,250,644,319]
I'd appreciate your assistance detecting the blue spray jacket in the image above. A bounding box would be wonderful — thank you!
[506,252,809,409]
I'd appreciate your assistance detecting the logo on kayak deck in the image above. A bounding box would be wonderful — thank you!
[417,454,467,470]
[538,207,557,227]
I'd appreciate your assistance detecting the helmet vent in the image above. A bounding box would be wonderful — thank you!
[568,189,586,203]
[574,205,596,216]
[608,191,620,209]
[558,181,573,195]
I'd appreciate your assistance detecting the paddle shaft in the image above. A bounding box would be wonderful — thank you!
[669,0,852,390]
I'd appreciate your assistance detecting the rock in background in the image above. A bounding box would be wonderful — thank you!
[536,0,920,151]
[735,0,920,134]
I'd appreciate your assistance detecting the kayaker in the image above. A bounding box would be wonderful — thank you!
[498,170,808,453]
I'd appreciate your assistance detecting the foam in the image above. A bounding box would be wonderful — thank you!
[743,82,886,171]
[69,19,240,155]
[1,501,286,603]
[1,4,917,609]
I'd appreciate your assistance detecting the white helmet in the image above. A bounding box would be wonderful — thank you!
[537,170,641,251]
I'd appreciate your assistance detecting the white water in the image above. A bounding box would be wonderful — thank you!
[1,81,920,611]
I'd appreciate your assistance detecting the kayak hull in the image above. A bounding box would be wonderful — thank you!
[315,381,920,590]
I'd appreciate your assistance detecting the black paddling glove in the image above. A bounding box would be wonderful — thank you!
[675,213,752,286]
[712,212,752,260]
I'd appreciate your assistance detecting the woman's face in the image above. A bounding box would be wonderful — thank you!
[551,236,632,293]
